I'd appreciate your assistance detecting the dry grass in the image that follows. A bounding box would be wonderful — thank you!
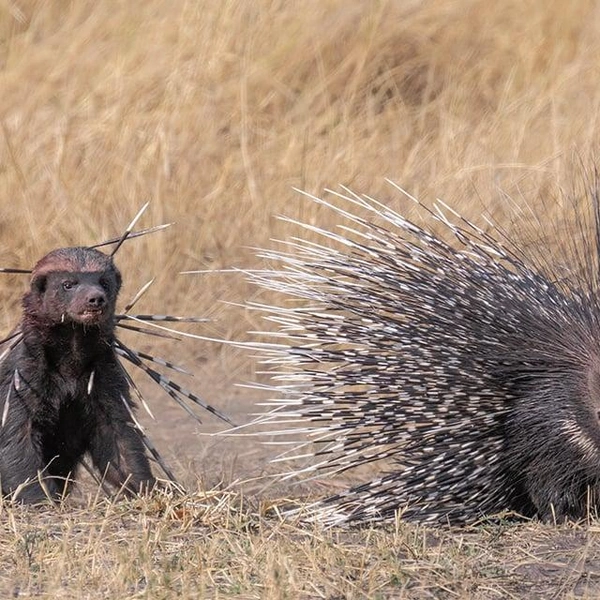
[2,0,600,597]
[3,487,600,599]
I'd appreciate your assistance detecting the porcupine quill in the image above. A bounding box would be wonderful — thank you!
[236,175,600,526]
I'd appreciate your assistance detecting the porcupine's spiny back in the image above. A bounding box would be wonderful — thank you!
[247,183,600,525]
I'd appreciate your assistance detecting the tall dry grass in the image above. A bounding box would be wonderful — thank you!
[1,1,600,596]
[1,1,599,315]
[1,0,596,413]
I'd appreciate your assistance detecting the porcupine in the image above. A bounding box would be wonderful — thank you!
[0,210,232,503]
[246,180,600,525]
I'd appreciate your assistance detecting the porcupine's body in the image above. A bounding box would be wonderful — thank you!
[0,247,153,502]
[249,184,600,525]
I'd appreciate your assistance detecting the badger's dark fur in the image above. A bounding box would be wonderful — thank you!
[0,247,154,502]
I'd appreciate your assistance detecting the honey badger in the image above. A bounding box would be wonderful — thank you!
[0,247,154,502]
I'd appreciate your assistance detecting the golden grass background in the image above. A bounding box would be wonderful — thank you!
[2,0,598,400]
[2,1,600,597]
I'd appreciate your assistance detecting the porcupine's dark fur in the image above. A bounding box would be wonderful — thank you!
[247,180,600,525]
[0,217,232,504]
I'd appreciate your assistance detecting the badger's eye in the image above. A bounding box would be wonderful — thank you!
[62,281,76,291]
[99,277,110,291]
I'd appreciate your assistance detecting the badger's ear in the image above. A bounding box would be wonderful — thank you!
[31,274,47,295]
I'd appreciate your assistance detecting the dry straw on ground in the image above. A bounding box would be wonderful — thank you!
[2,0,600,597]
